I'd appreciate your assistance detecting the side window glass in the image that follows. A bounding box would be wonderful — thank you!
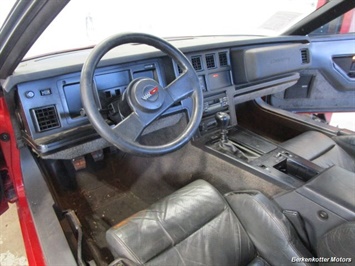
[310,8,355,35]
[329,112,355,132]
[301,112,355,132]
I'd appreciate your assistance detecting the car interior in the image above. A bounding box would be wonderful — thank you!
[0,1,355,265]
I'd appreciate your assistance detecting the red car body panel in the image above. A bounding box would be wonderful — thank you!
[0,96,45,266]
[340,8,355,33]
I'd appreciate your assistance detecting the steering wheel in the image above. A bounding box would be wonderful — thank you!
[81,33,203,156]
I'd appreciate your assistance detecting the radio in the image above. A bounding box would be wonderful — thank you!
[203,92,228,116]
[199,92,229,134]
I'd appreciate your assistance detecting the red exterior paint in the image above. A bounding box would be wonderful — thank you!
[340,9,354,34]
[0,96,45,266]
[316,0,328,9]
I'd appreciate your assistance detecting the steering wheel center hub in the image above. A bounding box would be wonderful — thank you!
[131,78,165,111]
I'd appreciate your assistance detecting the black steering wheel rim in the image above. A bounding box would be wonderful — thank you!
[81,33,203,156]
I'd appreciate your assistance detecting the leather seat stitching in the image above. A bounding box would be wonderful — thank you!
[156,217,175,245]
[110,230,143,264]
[146,207,229,263]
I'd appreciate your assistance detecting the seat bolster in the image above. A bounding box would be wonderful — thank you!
[225,191,315,266]
[317,221,355,265]
[281,131,335,161]
[332,135,355,169]
[106,180,228,264]
[333,135,355,155]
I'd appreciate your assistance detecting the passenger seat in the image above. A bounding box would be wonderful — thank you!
[280,131,355,172]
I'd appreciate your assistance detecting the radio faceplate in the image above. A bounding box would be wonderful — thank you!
[199,92,229,134]
[203,92,228,116]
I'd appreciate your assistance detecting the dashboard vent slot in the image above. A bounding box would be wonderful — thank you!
[191,56,203,71]
[205,54,216,69]
[219,52,228,66]
[301,48,310,64]
[32,105,60,132]
[177,64,183,74]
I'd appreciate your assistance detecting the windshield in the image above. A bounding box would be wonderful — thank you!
[0,1,16,27]
[1,0,322,59]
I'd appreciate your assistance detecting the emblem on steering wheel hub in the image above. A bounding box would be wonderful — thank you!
[142,86,159,101]
[130,78,165,111]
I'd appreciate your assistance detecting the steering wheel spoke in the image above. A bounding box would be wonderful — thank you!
[112,113,146,142]
[165,72,195,103]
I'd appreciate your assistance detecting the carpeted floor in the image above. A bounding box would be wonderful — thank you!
[53,140,285,263]
[49,114,286,264]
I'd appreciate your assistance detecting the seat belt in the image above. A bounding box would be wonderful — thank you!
[65,210,85,266]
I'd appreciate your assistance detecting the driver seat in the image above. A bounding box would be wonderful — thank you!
[106,180,313,265]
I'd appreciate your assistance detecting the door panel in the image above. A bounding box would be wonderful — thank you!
[270,35,355,113]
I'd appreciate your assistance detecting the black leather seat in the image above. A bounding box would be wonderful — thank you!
[106,180,314,265]
[318,221,355,264]
[280,131,355,172]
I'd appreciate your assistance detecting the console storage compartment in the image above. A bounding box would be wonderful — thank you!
[273,158,319,181]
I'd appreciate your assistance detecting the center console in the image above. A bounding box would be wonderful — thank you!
[196,112,324,189]
[194,111,355,250]
[274,166,355,248]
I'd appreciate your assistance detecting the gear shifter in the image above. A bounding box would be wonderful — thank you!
[215,112,238,153]
[215,112,231,143]
[213,112,254,161]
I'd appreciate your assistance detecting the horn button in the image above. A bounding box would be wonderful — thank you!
[130,78,165,111]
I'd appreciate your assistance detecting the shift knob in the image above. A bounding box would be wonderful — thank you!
[215,112,230,130]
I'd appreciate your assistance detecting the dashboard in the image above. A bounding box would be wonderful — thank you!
[5,35,311,159]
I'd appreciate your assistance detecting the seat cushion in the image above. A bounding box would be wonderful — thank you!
[281,131,355,172]
[106,180,256,265]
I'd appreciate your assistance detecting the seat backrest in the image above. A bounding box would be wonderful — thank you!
[106,180,257,265]
[281,131,355,172]
[226,191,314,265]
[106,180,313,265]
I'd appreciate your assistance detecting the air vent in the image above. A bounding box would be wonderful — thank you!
[32,105,60,132]
[177,64,183,74]
[301,48,310,64]
[219,52,228,66]
[205,54,216,69]
[191,56,203,71]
